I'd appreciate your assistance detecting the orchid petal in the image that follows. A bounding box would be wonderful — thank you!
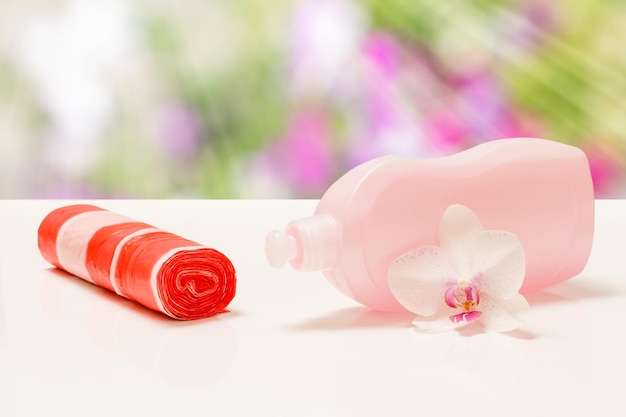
[388,246,454,317]
[470,230,526,299]
[438,204,483,278]
[479,293,529,332]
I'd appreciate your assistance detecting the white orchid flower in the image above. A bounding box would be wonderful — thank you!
[388,204,529,333]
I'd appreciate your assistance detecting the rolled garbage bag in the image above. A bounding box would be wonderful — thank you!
[38,204,236,320]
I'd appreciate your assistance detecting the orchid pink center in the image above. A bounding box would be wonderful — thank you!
[445,275,482,324]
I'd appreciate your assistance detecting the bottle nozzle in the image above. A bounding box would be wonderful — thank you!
[265,230,297,268]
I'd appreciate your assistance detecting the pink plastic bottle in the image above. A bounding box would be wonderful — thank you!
[265,138,595,312]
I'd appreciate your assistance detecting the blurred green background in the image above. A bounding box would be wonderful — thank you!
[1,0,625,198]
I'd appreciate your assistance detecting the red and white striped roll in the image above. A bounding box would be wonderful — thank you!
[38,204,236,320]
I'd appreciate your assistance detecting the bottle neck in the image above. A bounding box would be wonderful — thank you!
[286,214,337,271]
[263,214,338,272]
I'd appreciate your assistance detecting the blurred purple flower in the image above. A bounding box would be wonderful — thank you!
[423,69,540,152]
[454,71,527,140]
[155,103,203,159]
[30,183,101,199]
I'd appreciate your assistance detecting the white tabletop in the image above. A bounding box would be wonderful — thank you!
[0,199,624,417]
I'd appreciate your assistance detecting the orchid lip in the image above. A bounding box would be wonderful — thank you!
[450,310,482,324]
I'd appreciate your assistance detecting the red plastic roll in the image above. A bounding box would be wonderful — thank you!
[38,204,236,320]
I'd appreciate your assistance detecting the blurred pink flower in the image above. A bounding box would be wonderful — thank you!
[346,32,430,166]
[283,111,333,193]
[518,0,559,49]
[288,0,365,98]
[526,0,557,31]
[257,111,333,196]
[583,143,624,198]
[362,33,400,130]
[425,70,542,153]
[423,102,471,153]
[362,32,399,77]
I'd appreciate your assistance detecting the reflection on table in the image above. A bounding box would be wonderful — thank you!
[39,268,236,388]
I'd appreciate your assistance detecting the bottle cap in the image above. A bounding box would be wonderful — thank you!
[265,230,297,268]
